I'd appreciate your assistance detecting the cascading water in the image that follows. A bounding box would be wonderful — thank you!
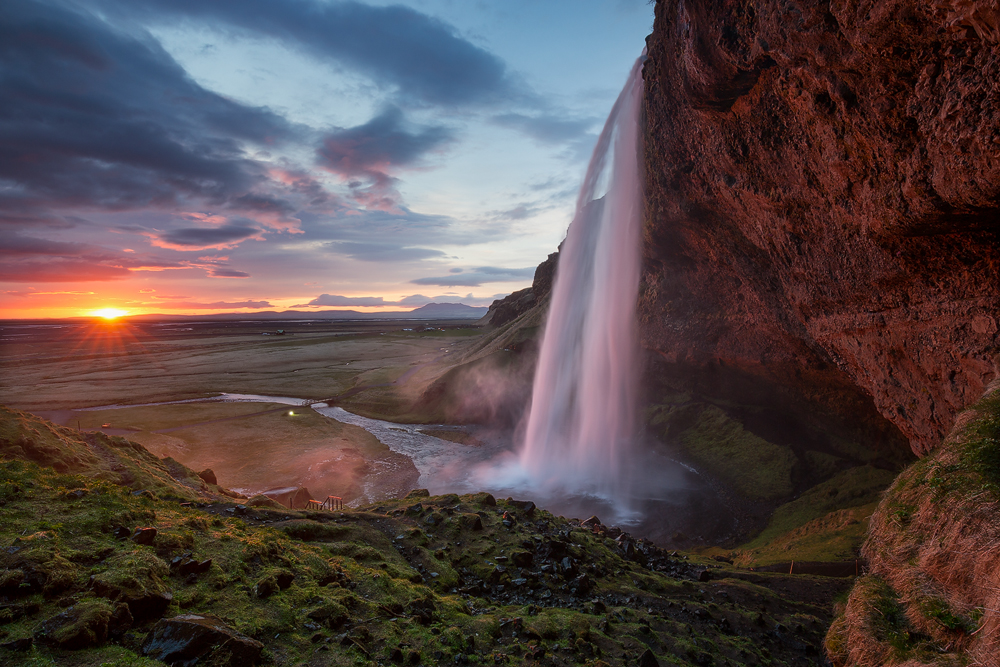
[519,54,646,510]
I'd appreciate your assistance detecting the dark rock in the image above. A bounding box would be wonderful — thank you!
[131,527,157,545]
[581,515,601,528]
[0,601,40,623]
[638,648,660,667]
[253,577,277,599]
[34,599,130,650]
[91,553,172,622]
[697,569,713,582]
[307,601,348,629]
[113,526,131,540]
[178,558,213,576]
[405,488,430,498]
[473,492,496,506]
[509,500,536,517]
[389,646,404,662]
[459,513,483,530]
[141,614,263,667]
[197,468,217,485]
[0,637,32,651]
[511,551,534,568]
[275,571,294,590]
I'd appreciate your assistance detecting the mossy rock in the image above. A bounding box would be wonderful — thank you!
[91,551,172,621]
[246,494,284,509]
[34,598,131,650]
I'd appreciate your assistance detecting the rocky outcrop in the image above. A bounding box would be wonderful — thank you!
[480,250,559,327]
[142,614,264,667]
[642,0,1000,455]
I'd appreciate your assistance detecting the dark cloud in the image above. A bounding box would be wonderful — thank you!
[0,261,130,283]
[293,292,473,308]
[325,241,446,263]
[99,0,515,106]
[411,266,535,287]
[154,224,261,250]
[0,231,134,281]
[317,107,453,210]
[319,108,452,177]
[300,294,390,307]
[492,113,596,145]
[0,0,299,227]
[496,204,538,221]
[149,299,271,308]
[207,268,250,278]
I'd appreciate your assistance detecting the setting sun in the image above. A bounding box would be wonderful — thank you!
[92,308,128,320]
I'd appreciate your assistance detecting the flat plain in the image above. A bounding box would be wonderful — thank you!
[0,317,488,502]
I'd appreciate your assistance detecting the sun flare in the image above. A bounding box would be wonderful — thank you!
[92,308,128,320]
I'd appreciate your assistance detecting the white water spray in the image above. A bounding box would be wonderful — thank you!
[519,55,645,508]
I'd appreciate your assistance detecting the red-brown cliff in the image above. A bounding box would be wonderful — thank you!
[642,0,1000,456]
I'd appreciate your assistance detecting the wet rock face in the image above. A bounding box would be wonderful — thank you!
[141,614,264,667]
[643,0,1000,455]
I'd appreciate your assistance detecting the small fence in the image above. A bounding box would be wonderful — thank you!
[305,496,344,511]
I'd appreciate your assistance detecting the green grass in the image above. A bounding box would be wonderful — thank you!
[0,453,844,667]
[678,405,796,500]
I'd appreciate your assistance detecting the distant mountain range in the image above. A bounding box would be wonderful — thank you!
[126,302,489,321]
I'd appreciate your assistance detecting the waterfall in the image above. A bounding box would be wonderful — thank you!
[519,54,645,507]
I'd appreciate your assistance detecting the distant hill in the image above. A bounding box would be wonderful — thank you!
[121,302,489,322]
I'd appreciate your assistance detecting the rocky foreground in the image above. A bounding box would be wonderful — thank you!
[0,406,850,666]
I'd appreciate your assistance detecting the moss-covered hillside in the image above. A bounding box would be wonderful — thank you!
[826,382,1000,666]
[0,407,851,666]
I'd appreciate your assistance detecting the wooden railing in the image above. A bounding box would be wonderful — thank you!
[305,496,344,511]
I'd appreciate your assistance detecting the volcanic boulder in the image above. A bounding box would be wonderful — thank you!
[142,614,264,667]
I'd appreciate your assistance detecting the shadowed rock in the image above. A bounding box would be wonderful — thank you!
[34,599,131,650]
[142,614,263,667]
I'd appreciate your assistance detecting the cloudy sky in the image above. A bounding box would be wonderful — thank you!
[1,0,652,318]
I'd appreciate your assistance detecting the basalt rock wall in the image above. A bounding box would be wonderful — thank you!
[642,0,1000,455]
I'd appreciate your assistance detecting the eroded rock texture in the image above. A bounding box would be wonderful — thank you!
[642,0,1000,455]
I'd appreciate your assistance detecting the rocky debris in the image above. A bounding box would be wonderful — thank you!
[34,599,131,650]
[196,468,217,485]
[131,527,157,545]
[141,614,263,667]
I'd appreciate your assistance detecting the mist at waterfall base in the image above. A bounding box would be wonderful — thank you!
[421,55,738,545]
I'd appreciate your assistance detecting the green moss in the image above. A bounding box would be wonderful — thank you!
[0,410,848,667]
[680,405,796,499]
[746,465,896,548]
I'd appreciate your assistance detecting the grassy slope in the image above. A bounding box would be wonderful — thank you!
[0,409,849,667]
[650,399,903,566]
[826,385,1000,666]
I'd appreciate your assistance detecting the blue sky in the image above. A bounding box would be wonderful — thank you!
[0,0,652,317]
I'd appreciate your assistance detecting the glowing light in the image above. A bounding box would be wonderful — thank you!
[92,308,128,320]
